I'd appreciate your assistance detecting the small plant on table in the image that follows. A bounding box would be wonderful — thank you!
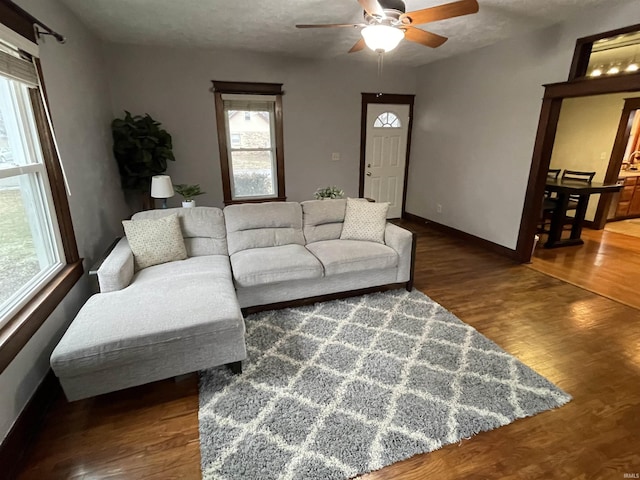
[174,184,205,208]
[314,186,344,200]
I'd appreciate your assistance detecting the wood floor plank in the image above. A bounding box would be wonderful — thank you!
[530,228,640,310]
[15,221,640,479]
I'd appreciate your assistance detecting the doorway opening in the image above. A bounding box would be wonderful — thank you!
[598,98,640,233]
[518,24,640,309]
[517,24,640,263]
[528,93,640,309]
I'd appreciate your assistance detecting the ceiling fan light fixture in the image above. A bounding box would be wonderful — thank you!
[361,24,405,53]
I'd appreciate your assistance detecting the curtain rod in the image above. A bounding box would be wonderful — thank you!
[5,0,65,44]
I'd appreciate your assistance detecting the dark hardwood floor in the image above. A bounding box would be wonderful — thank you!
[15,221,640,479]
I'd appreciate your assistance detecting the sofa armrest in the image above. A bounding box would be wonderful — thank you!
[97,237,134,292]
[385,223,416,286]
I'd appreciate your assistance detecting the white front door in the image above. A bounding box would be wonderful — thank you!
[364,104,410,218]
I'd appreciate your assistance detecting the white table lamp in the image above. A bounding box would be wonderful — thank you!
[151,175,174,209]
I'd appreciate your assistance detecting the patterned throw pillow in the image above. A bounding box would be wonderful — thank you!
[122,213,187,270]
[339,198,389,244]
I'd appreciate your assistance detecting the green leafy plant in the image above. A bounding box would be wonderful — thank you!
[174,184,206,201]
[112,111,175,192]
[314,186,344,200]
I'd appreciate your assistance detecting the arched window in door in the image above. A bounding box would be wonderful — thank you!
[373,111,401,128]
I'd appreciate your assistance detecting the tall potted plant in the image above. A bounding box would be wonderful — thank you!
[112,111,175,209]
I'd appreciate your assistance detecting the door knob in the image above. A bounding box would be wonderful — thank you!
[366,172,372,176]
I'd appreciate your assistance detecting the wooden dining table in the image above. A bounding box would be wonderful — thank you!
[543,178,622,248]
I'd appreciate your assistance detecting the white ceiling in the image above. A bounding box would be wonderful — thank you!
[60,0,631,67]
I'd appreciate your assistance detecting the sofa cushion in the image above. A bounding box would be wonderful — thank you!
[340,198,389,244]
[122,213,188,270]
[230,244,323,287]
[306,239,398,276]
[132,207,228,256]
[301,199,347,244]
[51,255,243,378]
[224,202,305,255]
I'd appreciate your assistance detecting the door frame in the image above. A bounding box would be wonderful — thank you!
[359,93,415,216]
[516,74,640,263]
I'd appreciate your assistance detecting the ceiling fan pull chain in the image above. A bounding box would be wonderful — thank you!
[377,50,384,76]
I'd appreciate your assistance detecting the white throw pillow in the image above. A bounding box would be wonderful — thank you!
[122,213,187,270]
[340,198,389,244]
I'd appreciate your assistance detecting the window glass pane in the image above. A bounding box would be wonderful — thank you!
[227,110,272,149]
[374,111,401,128]
[0,79,15,167]
[0,174,60,307]
[231,150,275,197]
[0,75,41,168]
[218,91,283,203]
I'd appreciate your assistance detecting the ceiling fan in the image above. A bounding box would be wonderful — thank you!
[296,0,479,54]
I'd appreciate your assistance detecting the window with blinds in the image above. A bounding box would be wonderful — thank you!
[213,81,285,205]
[0,43,65,327]
[222,94,278,200]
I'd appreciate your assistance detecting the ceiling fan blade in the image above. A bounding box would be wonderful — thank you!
[403,27,448,48]
[401,0,479,25]
[296,23,365,29]
[358,0,384,18]
[349,38,366,53]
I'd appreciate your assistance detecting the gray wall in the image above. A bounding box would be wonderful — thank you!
[406,0,640,249]
[104,45,417,207]
[0,0,129,442]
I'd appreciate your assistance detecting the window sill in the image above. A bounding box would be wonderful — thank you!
[0,260,83,374]
[224,196,287,206]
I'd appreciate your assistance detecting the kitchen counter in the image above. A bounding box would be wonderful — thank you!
[619,170,640,178]
[611,173,640,219]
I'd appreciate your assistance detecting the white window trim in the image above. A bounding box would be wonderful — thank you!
[0,74,65,328]
[222,95,278,200]
[0,23,39,57]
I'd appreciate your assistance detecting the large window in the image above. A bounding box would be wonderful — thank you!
[224,96,277,199]
[0,8,81,374]
[0,59,64,326]
[213,81,286,204]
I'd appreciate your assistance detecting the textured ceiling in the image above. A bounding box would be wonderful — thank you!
[60,0,630,67]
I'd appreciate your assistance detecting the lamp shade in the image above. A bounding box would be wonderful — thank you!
[361,25,405,53]
[151,175,174,198]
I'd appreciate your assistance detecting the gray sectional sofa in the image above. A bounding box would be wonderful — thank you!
[226,200,415,310]
[50,200,415,401]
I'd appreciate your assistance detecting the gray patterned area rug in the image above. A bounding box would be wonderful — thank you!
[199,289,571,480]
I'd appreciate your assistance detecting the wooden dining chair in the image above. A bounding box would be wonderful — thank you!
[547,169,561,180]
[538,169,562,233]
[545,169,561,198]
[562,170,596,211]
